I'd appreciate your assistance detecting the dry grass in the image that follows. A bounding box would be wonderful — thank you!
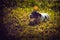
[3,7,58,39]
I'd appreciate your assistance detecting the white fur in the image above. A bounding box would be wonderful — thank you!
[40,13,50,22]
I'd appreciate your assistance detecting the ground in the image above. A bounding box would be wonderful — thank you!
[3,7,59,40]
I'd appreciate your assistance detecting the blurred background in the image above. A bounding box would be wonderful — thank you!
[0,0,60,40]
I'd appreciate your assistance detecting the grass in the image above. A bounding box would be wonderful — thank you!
[3,7,58,39]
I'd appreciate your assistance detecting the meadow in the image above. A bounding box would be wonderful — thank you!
[2,0,60,40]
[3,7,59,40]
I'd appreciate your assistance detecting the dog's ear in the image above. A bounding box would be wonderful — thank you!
[30,14,33,18]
